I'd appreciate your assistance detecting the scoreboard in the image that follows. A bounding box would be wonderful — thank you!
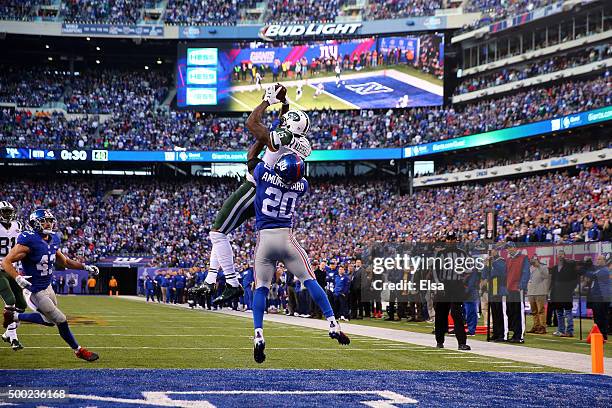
[176,45,232,110]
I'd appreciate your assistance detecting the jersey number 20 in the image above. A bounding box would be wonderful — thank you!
[262,187,298,219]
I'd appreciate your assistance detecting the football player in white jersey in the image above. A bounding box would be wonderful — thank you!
[0,201,25,350]
[203,84,312,305]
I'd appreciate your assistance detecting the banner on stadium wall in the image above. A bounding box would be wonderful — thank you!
[97,256,154,267]
[488,1,564,33]
[403,105,612,158]
[51,269,90,295]
[0,147,403,162]
[62,23,164,37]
[2,106,611,163]
[414,148,612,187]
[138,267,189,278]
[179,17,448,40]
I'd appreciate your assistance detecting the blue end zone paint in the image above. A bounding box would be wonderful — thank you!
[1,370,610,407]
[319,75,443,109]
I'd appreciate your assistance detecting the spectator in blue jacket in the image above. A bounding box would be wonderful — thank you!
[195,268,205,285]
[242,264,254,311]
[145,275,155,302]
[174,271,186,304]
[165,273,174,304]
[483,247,509,341]
[464,267,481,336]
[333,265,350,321]
[582,255,611,341]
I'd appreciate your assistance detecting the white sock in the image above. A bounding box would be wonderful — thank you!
[205,239,221,285]
[327,316,339,331]
[254,328,264,343]
[5,322,19,342]
[209,231,239,287]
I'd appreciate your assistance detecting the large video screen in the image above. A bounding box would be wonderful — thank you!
[176,45,233,109]
[177,34,444,111]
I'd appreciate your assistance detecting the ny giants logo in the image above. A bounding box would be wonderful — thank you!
[345,82,394,95]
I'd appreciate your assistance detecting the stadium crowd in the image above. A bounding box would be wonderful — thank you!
[4,166,609,334]
[1,166,609,268]
[463,0,557,31]
[60,0,145,24]
[363,0,442,20]
[164,0,253,25]
[455,45,612,95]
[265,0,339,24]
[1,73,609,150]
[0,0,572,26]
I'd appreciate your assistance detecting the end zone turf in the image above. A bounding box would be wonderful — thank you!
[1,369,610,407]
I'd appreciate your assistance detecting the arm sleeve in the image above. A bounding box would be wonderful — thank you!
[301,178,309,196]
[270,119,280,132]
[253,162,265,186]
[16,231,32,247]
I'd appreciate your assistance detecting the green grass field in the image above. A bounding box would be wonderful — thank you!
[230,83,356,111]
[1,296,566,372]
[231,64,443,88]
[229,64,443,112]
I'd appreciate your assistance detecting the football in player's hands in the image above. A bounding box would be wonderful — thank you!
[263,83,287,105]
[84,265,99,275]
[276,83,287,103]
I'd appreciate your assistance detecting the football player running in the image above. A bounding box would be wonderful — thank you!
[0,201,26,350]
[2,209,100,361]
[204,84,312,305]
[249,153,350,364]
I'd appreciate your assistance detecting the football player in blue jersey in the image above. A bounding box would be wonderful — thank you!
[1,209,100,362]
[249,153,350,363]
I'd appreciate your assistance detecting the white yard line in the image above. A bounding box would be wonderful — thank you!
[120,296,612,375]
[230,94,253,110]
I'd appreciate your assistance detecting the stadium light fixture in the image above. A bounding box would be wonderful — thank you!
[47,57,53,61]
[157,59,162,65]
[95,60,100,64]
[96,46,101,51]
[86,37,90,41]
[145,65,149,70]
[45,44,49,49]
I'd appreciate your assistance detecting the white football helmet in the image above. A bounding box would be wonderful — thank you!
[0,201,16,224]
[279,109,310,137]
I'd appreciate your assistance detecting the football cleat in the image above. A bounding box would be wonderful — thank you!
[200,282,216,294]
[253,336,266,364]
[329,321,350,345]
[329,330,350,345]
[76,347,99,362]
[3,309,16,329]
[458,344,471,351]
[10,338,24,351]
[212,284,244,306]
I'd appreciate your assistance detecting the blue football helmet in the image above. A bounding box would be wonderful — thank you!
[274,153,305,185]
[29,209,57,235]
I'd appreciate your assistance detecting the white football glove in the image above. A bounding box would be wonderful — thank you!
[84,265,99,275]
[287,136,312,158]
[16,275,32,289]
[263,85,283,105]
